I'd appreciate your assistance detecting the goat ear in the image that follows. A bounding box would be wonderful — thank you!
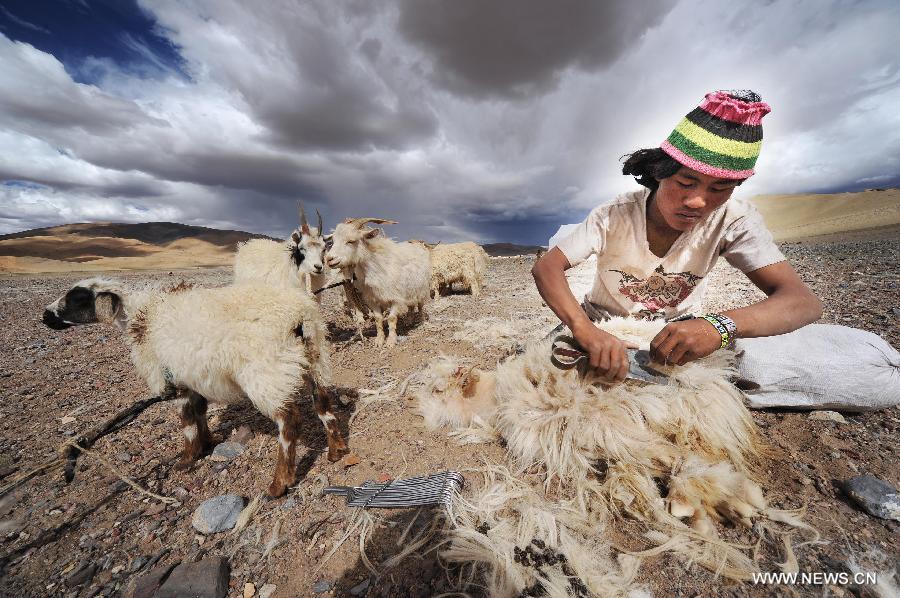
[364,228,380,239]
[95,291,122,324]
[291,231,301,243]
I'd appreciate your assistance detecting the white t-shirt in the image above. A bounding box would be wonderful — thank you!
[555,187,785,320]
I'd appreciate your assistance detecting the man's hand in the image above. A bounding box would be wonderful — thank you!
[649,319,721,366]
[572,321,638,383]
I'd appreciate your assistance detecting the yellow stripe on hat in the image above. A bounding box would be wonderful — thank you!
[674,118,762,159]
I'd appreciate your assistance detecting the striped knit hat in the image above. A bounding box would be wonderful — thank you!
[660,90,771,179]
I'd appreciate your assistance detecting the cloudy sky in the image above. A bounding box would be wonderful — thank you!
[1,0,898,245]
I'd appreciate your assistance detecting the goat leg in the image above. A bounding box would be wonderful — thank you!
[372,309,385,346]
[386,307,399,347]
[312,380,348,462]
[175,389,212,471]
[268,401,301,497]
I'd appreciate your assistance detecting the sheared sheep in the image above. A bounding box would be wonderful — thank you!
[325,218,431,346]
[42,278,349,497]
[413,241,489,297]
[415,317,816,588]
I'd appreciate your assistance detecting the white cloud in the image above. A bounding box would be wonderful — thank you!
[0,0,898,244]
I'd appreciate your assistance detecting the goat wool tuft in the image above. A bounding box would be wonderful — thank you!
[415,317,815,592]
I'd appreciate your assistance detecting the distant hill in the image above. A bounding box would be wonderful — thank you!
[0,221,276,249]
[482,242,544,257]
[751,188,900,242]
[0,222,277,274]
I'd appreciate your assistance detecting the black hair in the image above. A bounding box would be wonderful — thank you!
[621,148,744,191]
[620,148,682,191]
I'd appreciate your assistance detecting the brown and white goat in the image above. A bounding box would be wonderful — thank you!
[42,278,349,497]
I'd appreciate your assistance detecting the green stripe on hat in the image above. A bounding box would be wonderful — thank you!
[666,130,758,172]
[674,118,761,159]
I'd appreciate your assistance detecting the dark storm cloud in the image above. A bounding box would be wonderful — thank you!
[397,0,673,99]
[1,0,899,243]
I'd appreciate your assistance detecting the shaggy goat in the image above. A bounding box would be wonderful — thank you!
[415,318,816,590]
[42,278,349,497]
[325,218,431,346]
[234,205,367,324]
[413,241,489,297]
[234,205,327,294]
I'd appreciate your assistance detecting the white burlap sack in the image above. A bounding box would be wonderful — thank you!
[734,324,900,412]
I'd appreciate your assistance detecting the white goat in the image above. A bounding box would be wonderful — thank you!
[325,218,431,347]
[234,205,327,295]
[234,206,367,322]
[419,241,488,297]
[42,277,349,497]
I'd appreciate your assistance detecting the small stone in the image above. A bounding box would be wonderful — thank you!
[350,578,371,596]
[130,562,179,598]
[129,555,148,572]
[191,495,245,534]
[808,411,848,424]
[231,425,253,445]
[60,416,76,425]
[313,580,332,593]
[65,562,97,588]
[145,502,166,517]
[342,453,361,468]
[1,518,25,537]
[111,565,124,575]
[281,497,296,511]
[843,475,900,521]
[258,584,277,598]
[210,442,245,462]
[243,582,256,598]
[156,557,230,598]
[116,451,132,463]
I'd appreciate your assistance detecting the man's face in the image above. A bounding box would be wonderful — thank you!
[654,167,741,231]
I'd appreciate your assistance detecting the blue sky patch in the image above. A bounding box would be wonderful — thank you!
[0,0,187,84]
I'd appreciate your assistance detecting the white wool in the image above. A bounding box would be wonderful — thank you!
[234,238,311,291]
[54,278,330,419]
[442,464,639,597]
[327,221,431,345]
[428,242,489,297]
[415,316,813,586]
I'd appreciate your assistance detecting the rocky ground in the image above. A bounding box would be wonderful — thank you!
[0,235,898,597]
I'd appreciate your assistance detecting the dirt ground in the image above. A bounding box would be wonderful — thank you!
[0,236,898,597]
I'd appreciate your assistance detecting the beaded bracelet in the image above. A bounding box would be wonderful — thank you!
[699,314,737,350]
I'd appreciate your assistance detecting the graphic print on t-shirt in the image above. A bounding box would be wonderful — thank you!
[609,265,703,318]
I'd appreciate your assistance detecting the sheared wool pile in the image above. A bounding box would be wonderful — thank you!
[414,318,818,596]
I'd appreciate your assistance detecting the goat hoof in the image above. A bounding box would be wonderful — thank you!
[174,458,195,471]
[267,481,289,498]
[327,447,349,462]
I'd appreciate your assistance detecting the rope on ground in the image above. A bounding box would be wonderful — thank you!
[63,440,175,504]
[0,390,178,500]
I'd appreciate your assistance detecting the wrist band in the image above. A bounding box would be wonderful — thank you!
[700,314,737,350]
[712,314,737,350]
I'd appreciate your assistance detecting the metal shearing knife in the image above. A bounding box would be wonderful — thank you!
[550,334,670,385]
[323,471,464,509]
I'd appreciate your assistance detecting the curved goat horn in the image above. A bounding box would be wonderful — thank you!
[316,209,323,236]
[298,202,311,235]
[348,217,398,228]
